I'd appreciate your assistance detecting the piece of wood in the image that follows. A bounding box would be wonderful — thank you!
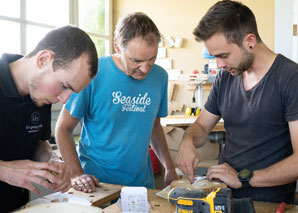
[192,179,227,195]
[170,178,227,195]
[161,115,225,132]
[26,183,123,209]
[162,126,175,134]
[66,183,123,207]
[168,101,184,115]
[161,115,197,127]
[19,203,103,213]
[168,83,176,102]
[198,159,218,168]
[170,178,191,189]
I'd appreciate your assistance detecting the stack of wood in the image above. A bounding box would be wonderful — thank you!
[170,178,227,195]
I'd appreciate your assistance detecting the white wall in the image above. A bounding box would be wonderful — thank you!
[274,0,295,60]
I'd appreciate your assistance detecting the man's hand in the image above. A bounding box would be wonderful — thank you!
[71,174,100,193]
[0,160,63,194]
[50,160,71,193]
[164,168,179,187]
[176,140,200,183]
[206,163,242,188]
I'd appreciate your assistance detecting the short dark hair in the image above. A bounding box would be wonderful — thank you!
[26,25,98,78]
[193,0,262,46]
[114,12,161,49]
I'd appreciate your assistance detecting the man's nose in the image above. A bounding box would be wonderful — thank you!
[216,58,226,69]
[57,90,73,104]
[139,63,151,74]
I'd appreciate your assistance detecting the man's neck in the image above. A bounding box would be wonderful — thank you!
[242,44,277,91]
[111,54,127,75]
[9,57,31,96]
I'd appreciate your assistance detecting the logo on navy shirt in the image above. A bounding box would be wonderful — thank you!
[25,112,43,133]
[31,112,40,124]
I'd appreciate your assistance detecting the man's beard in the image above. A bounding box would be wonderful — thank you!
[28,70,50,107]
[31,97,43,107]
[229,48,254,76]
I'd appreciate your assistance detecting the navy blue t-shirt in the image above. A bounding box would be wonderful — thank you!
[0,53,51,212]
[205,54,298,203]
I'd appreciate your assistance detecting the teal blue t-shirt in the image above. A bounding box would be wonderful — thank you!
[65,56,168,188]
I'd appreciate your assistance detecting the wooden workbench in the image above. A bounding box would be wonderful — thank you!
[103,188,298,213]
[25,182,298,212]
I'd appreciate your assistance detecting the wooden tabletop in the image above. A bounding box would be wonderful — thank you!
[25,183,123,209]
[26,183,298,212]
[103,189,298,213]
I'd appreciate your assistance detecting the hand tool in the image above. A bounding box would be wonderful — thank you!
[168,187,232,213]
[276,202,286,213]
[47,171,63,202]
[168,187,255,213]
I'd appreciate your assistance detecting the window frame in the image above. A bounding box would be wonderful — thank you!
[0,0,113,56]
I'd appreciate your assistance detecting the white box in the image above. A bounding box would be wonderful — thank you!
[155,58,172,69]
[174,36,183,48]
[166,69,181,81]
[157,47,166,58]
[120,187,149,213]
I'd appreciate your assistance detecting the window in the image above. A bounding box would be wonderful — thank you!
[0,0,113,57]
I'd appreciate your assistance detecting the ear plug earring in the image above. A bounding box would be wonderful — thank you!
[249,46,252,49]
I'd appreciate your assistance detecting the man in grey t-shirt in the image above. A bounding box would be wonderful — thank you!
[176,1,298,203]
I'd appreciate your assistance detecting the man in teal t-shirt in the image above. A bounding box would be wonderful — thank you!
[55,12,178,192]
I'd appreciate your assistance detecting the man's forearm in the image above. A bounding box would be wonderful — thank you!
[182,122,209,148]
[55,131,84,177]
[250,154,298,187]
[150,121,175,171]
[0,160,7,182]
[34,140,60,162]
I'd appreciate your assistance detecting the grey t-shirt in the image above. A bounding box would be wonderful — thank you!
[205,54,298,203]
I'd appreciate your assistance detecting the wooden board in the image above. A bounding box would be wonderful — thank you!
[161,115,225,132]
[26,183,123,208]
[66,183,123,207]
[198,159,218,168]
[19,203,103,213]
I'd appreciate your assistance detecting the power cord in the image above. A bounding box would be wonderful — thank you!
[192,84,199,103]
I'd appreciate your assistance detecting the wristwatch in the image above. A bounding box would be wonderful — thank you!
[238,169,252,188]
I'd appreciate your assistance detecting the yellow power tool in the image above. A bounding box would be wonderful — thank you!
[168,187,232,213]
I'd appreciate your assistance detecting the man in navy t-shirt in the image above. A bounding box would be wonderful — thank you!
[0,25,98,212]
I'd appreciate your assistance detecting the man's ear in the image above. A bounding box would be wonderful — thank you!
[36,50,54,68]
[243,34,256,50]
[114,39,122,54]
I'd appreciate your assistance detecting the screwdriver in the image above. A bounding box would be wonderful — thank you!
[276,202,286,213]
